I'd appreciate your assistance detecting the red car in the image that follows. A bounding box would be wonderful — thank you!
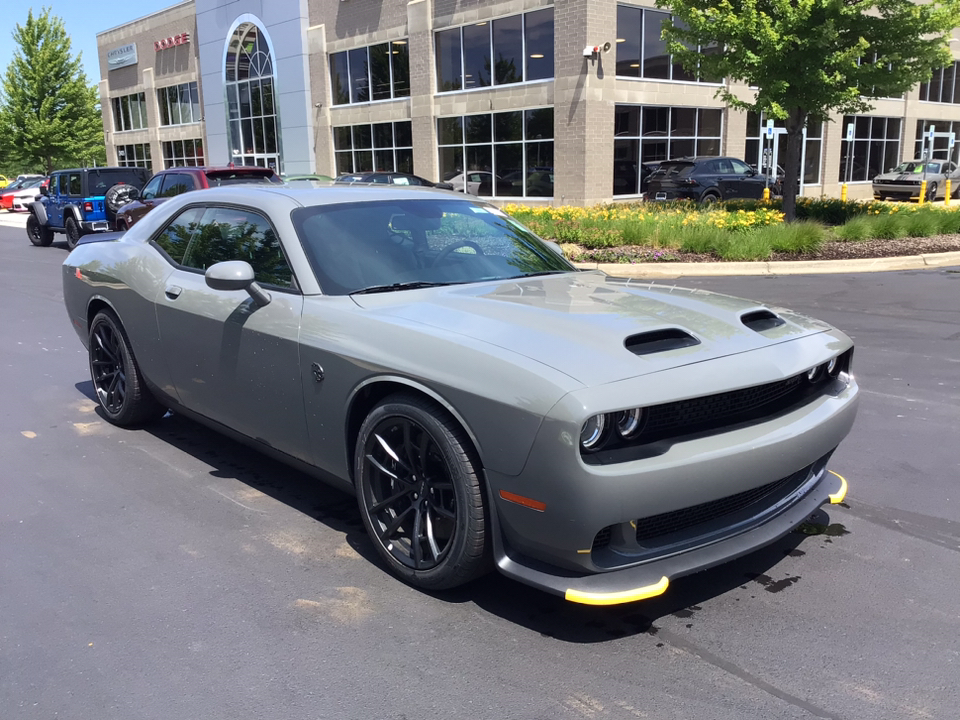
[116,165,282,229]
[1,176,45,211]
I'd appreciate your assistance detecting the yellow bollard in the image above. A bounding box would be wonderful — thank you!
[762,187,770,201]
[947,179,952,207]
[919,180,927,205]
[841,184,848,202]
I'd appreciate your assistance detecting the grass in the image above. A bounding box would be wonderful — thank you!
[500,199,960,262]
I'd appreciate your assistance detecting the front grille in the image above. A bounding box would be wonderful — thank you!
[634,465,811,542]
[642,374,804,440]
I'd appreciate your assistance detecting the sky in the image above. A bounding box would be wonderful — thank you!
[0,1,178,86]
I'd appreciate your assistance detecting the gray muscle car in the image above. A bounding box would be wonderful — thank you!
[872,158,960,201]
[61,185,859,605]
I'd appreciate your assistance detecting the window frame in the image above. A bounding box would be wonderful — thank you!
[329,39,411,106]
[157,82,202,126]
[156,203,299,292]
[334,121,414,176]
[112,92,148,132]
[838,114,902,183]
[434,8,555,95]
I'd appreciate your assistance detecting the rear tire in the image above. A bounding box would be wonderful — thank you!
[27,214,53,247]
[65,216,82,251]
[700,192,720,205]
[926,183,938,203]
[88,309,167,427]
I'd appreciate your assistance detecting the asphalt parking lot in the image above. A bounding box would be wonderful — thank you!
[1,220,958,720]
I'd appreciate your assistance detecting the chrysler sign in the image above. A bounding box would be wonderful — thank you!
[107,43,138,70]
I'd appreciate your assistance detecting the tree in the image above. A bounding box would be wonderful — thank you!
[658,0,960,220]
[0,8,106,174]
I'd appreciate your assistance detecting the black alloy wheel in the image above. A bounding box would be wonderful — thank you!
[26,214,53,246]
[65,216,81,251]
[355,394,489,590]
[926,182,938,203]
[88,310,166,427]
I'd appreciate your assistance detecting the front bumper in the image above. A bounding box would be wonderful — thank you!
[494,469,846,605]
[873,182,924,198]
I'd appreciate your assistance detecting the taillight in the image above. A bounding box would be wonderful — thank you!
[676,178,699,186]
[84,202,93,212]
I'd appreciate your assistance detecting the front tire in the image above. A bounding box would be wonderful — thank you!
[89,310,167,427]
[65,216,82,251]
[355,394,489,590]
[26,214,53,246]
[926,182,938,202]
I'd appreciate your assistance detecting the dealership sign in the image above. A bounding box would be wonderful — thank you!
[107,43,138,70]
[155,33,190,51]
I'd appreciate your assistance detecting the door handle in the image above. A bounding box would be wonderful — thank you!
[164,285,182,299]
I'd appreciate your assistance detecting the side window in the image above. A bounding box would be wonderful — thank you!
[49,175,60,194]
[370,175,390,183]
[67,174,82,196]
[160,174,190,197]
[140,175,163,200]
[152,206,205,265]
[182,207,294,288]
[730,159,753,175]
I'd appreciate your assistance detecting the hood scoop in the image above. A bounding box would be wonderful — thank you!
[741,309,785,333]
[625,328,700,356]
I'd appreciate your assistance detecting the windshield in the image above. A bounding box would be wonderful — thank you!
[892,161,943,174]
[292,199,574,295]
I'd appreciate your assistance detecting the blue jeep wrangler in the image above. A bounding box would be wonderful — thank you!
[27,167,149,250]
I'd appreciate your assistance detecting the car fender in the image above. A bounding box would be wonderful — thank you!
[63,204,81,223]
[29,201,48,225]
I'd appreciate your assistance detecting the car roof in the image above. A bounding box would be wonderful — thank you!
[53,167,144,173]
[158,183,461,209]
[159,165,276,174]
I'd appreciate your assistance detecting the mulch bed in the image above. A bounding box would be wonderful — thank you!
[574,235,960,263]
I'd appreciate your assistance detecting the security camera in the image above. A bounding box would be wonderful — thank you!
[583,46,595,57]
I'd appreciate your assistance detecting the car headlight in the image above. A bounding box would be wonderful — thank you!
[806,365,823,382]
[615,408,644,438]
[580,414,606,450]
[827,356,839,377]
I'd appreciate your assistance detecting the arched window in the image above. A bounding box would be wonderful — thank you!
[224,21,281,172]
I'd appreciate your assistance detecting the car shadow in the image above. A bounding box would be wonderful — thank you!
[75,382,839,641]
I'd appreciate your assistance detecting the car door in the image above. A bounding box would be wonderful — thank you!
[124,174,164,225]
[46,175,64,227]
[154,204,310,461]
[730,158,766,199]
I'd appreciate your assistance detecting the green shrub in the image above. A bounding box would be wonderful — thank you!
[760,220,826,254]
[903,209,941,238]
[676,225,729,254]
[871,214,907,239]
[715,233,773,261]
[935,209,960,234]
[834,217,873,242]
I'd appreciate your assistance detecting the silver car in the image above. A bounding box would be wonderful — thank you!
[872,158,960,201]
[61,185,859,605]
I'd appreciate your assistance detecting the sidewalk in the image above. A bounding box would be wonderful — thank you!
[0,213,28,229]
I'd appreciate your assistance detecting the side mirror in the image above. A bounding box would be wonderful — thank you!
[39,185,49,196]
[205,260,271,307]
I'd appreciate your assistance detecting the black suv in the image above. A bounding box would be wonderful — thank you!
[27,167,149,250]
[646,157,767,203]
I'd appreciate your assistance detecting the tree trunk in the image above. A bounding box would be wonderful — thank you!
[46,155,53,175]
[782,108,807,223]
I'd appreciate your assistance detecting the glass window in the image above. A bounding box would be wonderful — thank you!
[743,111,823,184]
[225,23,281,172]
[437,10,554,93]
[614,104,724,195]
[140,175,162,200]
[392,41,410,97]
[438,108,554,197]
[162,139,204,168]
[112,92,147,131]
[116,143,152,169]
[462,23,491,89]
[525,9,553,82]
[493,15,523,85]
[330,52,350,105]
[616,5,719,83]
[369,44,391,101]
[331,41,411,104]
[348,47,369,103]
[67,174,82,196]
[333,122,414,175]
[159,173,191,197]
[182,207,292,288]
[153,206,204,265]
[839,115,901,182]
[158,82,201,126]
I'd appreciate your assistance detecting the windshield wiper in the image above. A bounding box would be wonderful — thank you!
[350,281,450,295]
[507,270,570,280]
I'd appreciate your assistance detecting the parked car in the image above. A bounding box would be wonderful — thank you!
[1,176,45,211]
[647,157,767,203]
[872,159,960,201]
[334,171,453,190]
[444,170,513,195]
[61,184,858,605]
[26,167,150,250]
[284,173,334,183]
[116,165,282,230]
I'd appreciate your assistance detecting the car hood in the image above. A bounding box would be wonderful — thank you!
[874,170,943,182]
[350,271,830,385]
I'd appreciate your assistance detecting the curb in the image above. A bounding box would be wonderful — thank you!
[574,251,960,278]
